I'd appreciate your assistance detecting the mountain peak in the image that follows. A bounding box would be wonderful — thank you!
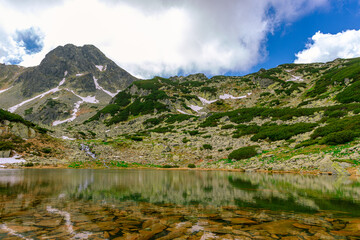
[14,44,137,98]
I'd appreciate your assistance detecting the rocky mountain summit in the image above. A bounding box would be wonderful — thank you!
[0,44,137,125]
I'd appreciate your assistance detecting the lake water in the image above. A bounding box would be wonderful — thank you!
[0,169,360,239]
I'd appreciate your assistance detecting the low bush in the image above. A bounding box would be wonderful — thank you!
[187,163,196,168]
[151,126,175,133]
[228,146,258,160]
[182,138,190,143]
[188,130,200,136]
[41,147,52,153]
[203,144,213,150]
[336,81,360,103]
[0,141,14,151]
[165,114,194,123]
[24,162,34,167]
[260,92,271,97]
[295,139,319,149]
[162,164,179,168]
[133,78,162,91]
[130,136,143,141]
[251,123,317,142]
[320,130,356,145]
[221,124,234,129]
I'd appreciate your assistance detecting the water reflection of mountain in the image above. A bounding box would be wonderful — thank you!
[1,169,360,215]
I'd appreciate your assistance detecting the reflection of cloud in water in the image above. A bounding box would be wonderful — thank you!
[0,170,24,185]
[0,224,32,240]
[47,206,92,239]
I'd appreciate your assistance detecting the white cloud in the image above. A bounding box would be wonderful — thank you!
[295,29,360,64]
[0,0,329,78]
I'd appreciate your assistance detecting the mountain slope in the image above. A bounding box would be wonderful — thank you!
[69,57,360,173]
[0,44,138,125]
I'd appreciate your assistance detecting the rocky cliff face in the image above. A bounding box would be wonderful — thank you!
[0,44,138,126]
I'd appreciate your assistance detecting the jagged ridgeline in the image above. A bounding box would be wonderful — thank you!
[0,44,138,126]
[85,57,360,150]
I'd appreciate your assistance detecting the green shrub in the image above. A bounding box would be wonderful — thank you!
[24,107,33,115]
[200,87,217,94]
[88,131,96,137]
[354,108,360,114]
[228,146,258,160]
[130,136,143,141]
[307,58,360,97]
[311,116,360,139]
[0,109,35,128]
[0,141,14,151]
[221,124,234,129]
[260,92,271,97]
[144,90,169,101]
[162,164,179,168]
[188,130,200,136]
[336,81,360,103]
[143,117,162,127]
[165,114,194,123]
[113,92,132,107]
[251,123,317,142]
[295,139,319,149]
[187,163,196,168]
[41,147,52,154]
[182,138,190,143]
[151,126,175,133]
[133,78,162,90]
[320,130,356,145]
[182,81,205,87]
[24,162,34,167]
[203,144,213,150]
[324,109,346,118]
[269,99,280,106]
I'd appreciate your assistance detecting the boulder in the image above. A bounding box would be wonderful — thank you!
[9,122,36,139]
[0,150,11,158]
[318,156,350,175]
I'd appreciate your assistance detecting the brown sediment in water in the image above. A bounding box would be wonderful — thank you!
[1,197,359,239]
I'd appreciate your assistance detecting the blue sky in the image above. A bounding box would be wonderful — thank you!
[248,0,360,74]
[0,0,360,78]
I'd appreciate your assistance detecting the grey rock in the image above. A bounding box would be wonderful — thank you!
[0,150,11,158]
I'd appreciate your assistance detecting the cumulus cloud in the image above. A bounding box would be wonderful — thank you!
[295,30,360,63]
[0,0,329,77]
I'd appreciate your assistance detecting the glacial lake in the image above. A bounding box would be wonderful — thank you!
[1,169,360,239]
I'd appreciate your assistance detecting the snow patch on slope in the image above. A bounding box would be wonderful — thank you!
[0,86,13,94]
[62,136,75,140]
[95,65,107,72]
[198,96,218,105]
[8,78,66,113]
[0,154,25,168]
[189,105,203,112]
[219,94,246,100]
[52,89,98,126]
[93,76,119,98]
[177,109,189,115]
[287,75,304,82]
